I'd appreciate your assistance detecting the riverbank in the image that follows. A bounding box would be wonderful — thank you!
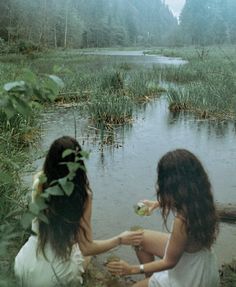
[1,46,236,122]
[146,45,236,120]
[1,47,236,286]
[84,259,236,287]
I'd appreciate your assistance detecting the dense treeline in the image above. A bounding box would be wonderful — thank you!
[180,0,236,45]
[0,0,236,50]
[0,0,177,49]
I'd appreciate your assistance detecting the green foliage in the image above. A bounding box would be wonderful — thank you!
[21,150,90,230]
[0,0,177,50]
[126,70,164,101]
[0,69,64,120]
[87,90,133,125]
[180,0,236,45]
[18,40,40,54]
[220,260,236,287]
[0,225,17,286]
[100,71,124,92]
[165,46,236,118]
[0,38,11,55]
[0,71,63,285]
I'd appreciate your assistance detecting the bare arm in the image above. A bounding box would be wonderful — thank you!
[107,216,188,275]
[142,200,160,213]
[78,192,143,256]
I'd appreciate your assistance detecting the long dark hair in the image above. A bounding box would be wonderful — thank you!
[38,136,90,260]
[157,149,219,249]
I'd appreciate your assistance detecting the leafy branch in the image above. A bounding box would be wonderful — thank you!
[0,69,64,119]
[21,149,90,229]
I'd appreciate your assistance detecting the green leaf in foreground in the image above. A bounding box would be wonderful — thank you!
[3,81,26,92]
[62,148,75,158]
[21,212,35,229]
[48,75,64,89]
[45,185,64,196]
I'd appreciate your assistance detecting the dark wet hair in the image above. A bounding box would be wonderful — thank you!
[157,149,219,249]
[38,136,90,259]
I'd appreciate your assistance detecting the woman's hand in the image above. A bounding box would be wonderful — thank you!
[141,199,159,213]
[119,230,143,246]
[107,260,132,276]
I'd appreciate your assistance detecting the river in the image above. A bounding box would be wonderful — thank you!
[33,51,236,267]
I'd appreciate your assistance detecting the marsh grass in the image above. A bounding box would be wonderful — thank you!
[220,260,236,287]
[161,46,236,119]
[87,90,133,125]
[0,49,166,126]
[5,46,236,121]
[0,126,34,284]
[0,68,61,285]
[125,69,165,102]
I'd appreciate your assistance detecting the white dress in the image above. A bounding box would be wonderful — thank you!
[14,173,84,287]
[14,235,84,287]
[149,248,219,287]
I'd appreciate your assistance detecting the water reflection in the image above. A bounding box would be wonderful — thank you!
[167,110,236,138]
[34,96,236,267]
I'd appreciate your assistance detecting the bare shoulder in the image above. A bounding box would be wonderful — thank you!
[171,215,187,238]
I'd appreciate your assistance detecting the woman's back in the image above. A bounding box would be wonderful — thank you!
[15,235,84,287]
[149,248,219,287]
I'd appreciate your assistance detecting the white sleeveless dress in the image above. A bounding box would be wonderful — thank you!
[149,248,219,287]
[14,235,84,287]
[14,173,84,287]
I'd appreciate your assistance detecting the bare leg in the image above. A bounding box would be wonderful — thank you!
[135,230,169,277]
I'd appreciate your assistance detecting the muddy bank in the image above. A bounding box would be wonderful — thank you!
[84,259,236,287]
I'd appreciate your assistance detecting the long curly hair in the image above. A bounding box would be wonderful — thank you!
[157,149,219,249]
[37,136,90,260]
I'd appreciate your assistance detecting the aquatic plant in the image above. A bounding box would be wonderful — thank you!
[126,70,164,101]
[87,90,133,125]
[163,46,236,119]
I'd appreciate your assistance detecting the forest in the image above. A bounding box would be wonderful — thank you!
[0,0,236,51]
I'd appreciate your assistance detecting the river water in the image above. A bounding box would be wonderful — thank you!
[33,51,236,267]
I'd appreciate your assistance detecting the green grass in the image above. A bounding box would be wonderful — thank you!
[151,46,236,119]
[87,90,133,125]
[1,44,236,287]
[0,49,166,126]
[0,121,37,285]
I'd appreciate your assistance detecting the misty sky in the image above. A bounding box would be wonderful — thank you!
[165,0,186,17]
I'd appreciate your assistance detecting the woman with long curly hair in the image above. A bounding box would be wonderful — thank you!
[15,136,143,287]
[107,149,219,287]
